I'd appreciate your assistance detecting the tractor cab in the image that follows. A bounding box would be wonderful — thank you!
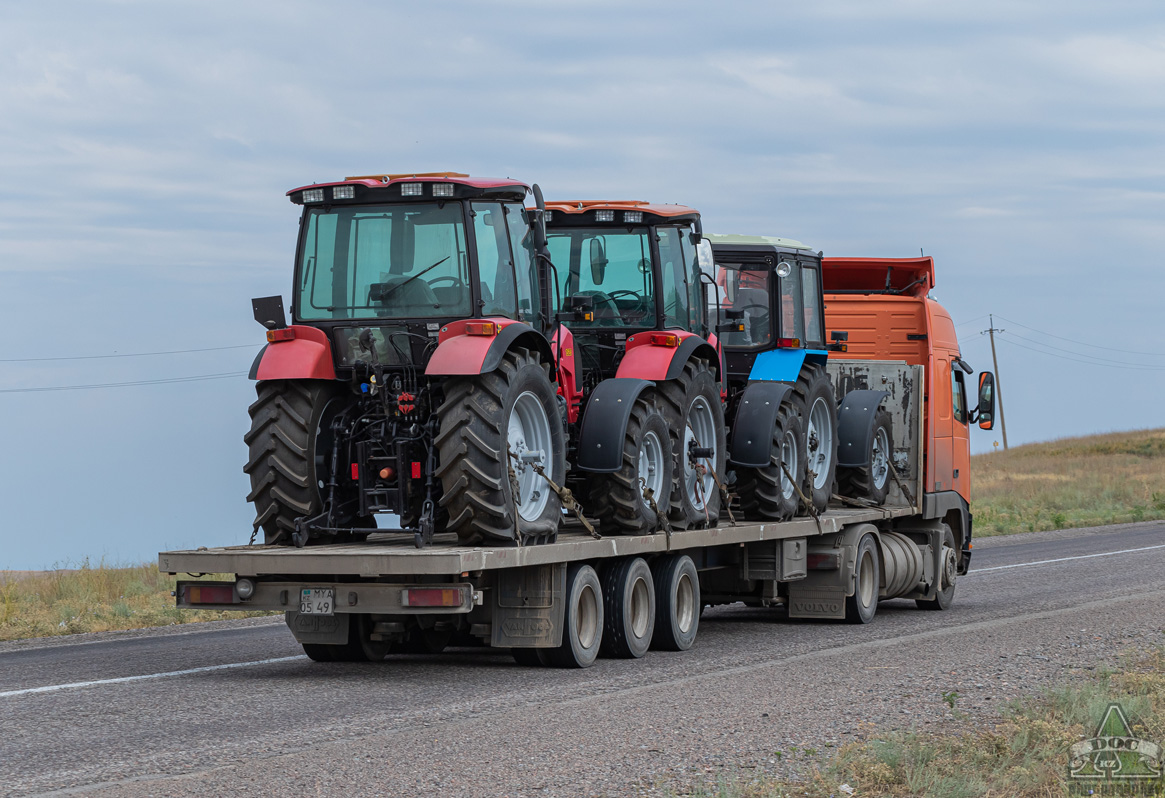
[540,201,706,391]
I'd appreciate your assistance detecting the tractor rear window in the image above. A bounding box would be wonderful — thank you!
[296,203,471,320]
[546,228,655,327]
[717,264,773,348]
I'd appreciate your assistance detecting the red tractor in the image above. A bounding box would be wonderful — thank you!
[245,173,566,548]
[539,200,727,534]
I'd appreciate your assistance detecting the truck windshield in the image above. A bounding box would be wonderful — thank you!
[546,227,655,327]
[296,203,471,320]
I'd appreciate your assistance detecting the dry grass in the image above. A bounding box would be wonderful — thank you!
[0,559,275,642]
[674,645,1165,798]
[972,428,1165,536]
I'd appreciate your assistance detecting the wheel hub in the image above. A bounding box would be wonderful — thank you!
[508,391,552,521]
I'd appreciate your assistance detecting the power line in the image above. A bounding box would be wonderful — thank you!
[998,329,1165,369]
[994,337,1165,371]
[0,344,257,363]
[0,372,249,394]
[955,314,991,329]
[993,314,1165,357]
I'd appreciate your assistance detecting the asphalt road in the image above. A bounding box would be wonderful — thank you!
[3,522,1163,797]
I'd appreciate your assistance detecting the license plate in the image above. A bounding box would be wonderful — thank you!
[300,588,334,616]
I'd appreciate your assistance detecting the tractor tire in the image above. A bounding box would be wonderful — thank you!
[436,347,565,545]
[586,393,673,535]
[244,379,358,546]
[916,524,957,611]
[838,407,893,506]
[791,363,838,514]
[734,399,806,521]
[658,359,727,530]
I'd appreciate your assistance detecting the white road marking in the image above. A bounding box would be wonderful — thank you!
[971,543,1165,574]
[0,655,307,698]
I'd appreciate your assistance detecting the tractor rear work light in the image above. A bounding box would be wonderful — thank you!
[432,183,455,197]
[185,584,237,604]
[650,333,680,347]
[594,209,615,222]
[543,210,553,221]
[401,587,465,608]
[776,337,801,348]
[400,183,423,196]
[266,328,296,343]
[332,185,355,200]
[465,322,496,336]
[302,188,325,203]
[623,211,643,223]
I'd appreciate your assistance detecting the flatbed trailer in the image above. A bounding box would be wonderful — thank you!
[160,359,969,667]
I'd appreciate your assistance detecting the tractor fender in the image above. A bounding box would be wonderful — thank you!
[748,348,829,382]
[616,332,721,382]
[425,319,554,376]
[728,381,795,468]
[575,378,655,473]
[252,326,336,381]
[836,389,890,467]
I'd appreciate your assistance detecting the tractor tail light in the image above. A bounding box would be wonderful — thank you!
[401,588,464,608]
[650,333,680,347]
[465,322,496,336]
[266,328,296,343]
[776,337,801,348]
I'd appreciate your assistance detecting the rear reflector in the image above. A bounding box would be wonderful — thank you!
[411,461,421,479]
[186,584,236,604]
[266,328,296,343]
[351,463,359,480]
[401,588,464,608]
[465,322,496,336]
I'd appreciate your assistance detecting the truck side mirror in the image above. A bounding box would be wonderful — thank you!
[977,372,996,430]
[589,239,607,286]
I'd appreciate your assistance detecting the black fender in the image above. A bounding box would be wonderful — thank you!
[666,335,722,381]
[248,345,268,380]
[728,381,795,468]
[482,323,555,375]
[575,378,654,473]
[836,390,890,468]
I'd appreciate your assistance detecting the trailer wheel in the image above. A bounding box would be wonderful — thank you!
[916,524,957,611]
[651,554,700,651]
[791,363,838,514]
[601,557,655,658]
[245,379,363,545]
[838,408,892,505]
[658,359,727,529]
[734,400,806,521]
[302,614,391,662]
[436,347,565,545]
[846,533,880,624]
[587,393,673,535]
[544,563,604,668]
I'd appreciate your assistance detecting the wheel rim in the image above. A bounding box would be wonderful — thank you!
[858,548,876,607]
[630,575,651,638]
[871,426,890,490]
[939,545,957,592]
[779,427,799,500]
[675,572,695,634]
[508,390,552,521]
[683,396,717,511]
[577,583,598,649]
[639,429,666,504]
[806,396,834,491]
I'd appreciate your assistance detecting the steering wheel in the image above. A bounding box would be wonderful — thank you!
[604,290,649,320]
[577,290,624,326]
[428,276,463,288]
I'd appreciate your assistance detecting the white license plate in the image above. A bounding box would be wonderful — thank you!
[300,588,334,616]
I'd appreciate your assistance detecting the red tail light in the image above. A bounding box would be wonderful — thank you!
[266,328,296,343]
[185,584,236,604]
[777,337,801,348]
[401,587,465,607]
[807,553,840,570]
[650,333,680,347]
[465,322,496,336]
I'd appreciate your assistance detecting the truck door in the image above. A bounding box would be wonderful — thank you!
[932,355,953,493]
[950,365,971,500]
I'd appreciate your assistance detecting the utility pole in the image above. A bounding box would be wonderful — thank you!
[985,314,1009,450]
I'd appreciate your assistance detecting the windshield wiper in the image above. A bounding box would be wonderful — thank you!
[372,256,451,304]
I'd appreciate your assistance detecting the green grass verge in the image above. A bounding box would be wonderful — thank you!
[0,559,276,642]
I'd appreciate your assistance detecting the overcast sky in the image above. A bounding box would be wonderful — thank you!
[3,1,1163,569]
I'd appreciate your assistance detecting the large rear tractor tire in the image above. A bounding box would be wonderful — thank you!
[245,379,358,546]
[791,363,838,514]
[658,359,727,530]
[838,407,893,506]
[734,399,806,521]
[436,347,565,545]
[586,393,673,535]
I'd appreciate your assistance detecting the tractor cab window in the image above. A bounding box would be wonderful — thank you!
[471,202,518,319]
[659,227,692,330]
[801,264,823,347]
[504,203,538,324]
[546,227,655,327]
[779,261,805,342]
[297,202,471,321]
[679,228,703,332]
[717,263,772,348]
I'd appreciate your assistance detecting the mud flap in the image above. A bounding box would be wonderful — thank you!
[492,563,566,648]
[285,611,349,645]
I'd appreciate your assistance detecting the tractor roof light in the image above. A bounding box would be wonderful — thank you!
[332,185,355,200]
[623,211,643,223]
[400,183,423,196]
[432,183,455,197]
[302,188,325,203]
[594,209,615,222]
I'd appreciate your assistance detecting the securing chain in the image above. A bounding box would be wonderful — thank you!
[888,460,917,509]
[510,448,599,539]
[781,461,823,534]
[640,477,671,539]
[687,424,737,526]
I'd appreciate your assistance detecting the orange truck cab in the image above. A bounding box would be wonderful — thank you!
[822,256,996,572]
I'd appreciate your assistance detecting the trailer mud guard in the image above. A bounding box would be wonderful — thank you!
[728,381,795,468]
[492,563,566,648]
[575,378,654,472]
[836,389,890,467]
